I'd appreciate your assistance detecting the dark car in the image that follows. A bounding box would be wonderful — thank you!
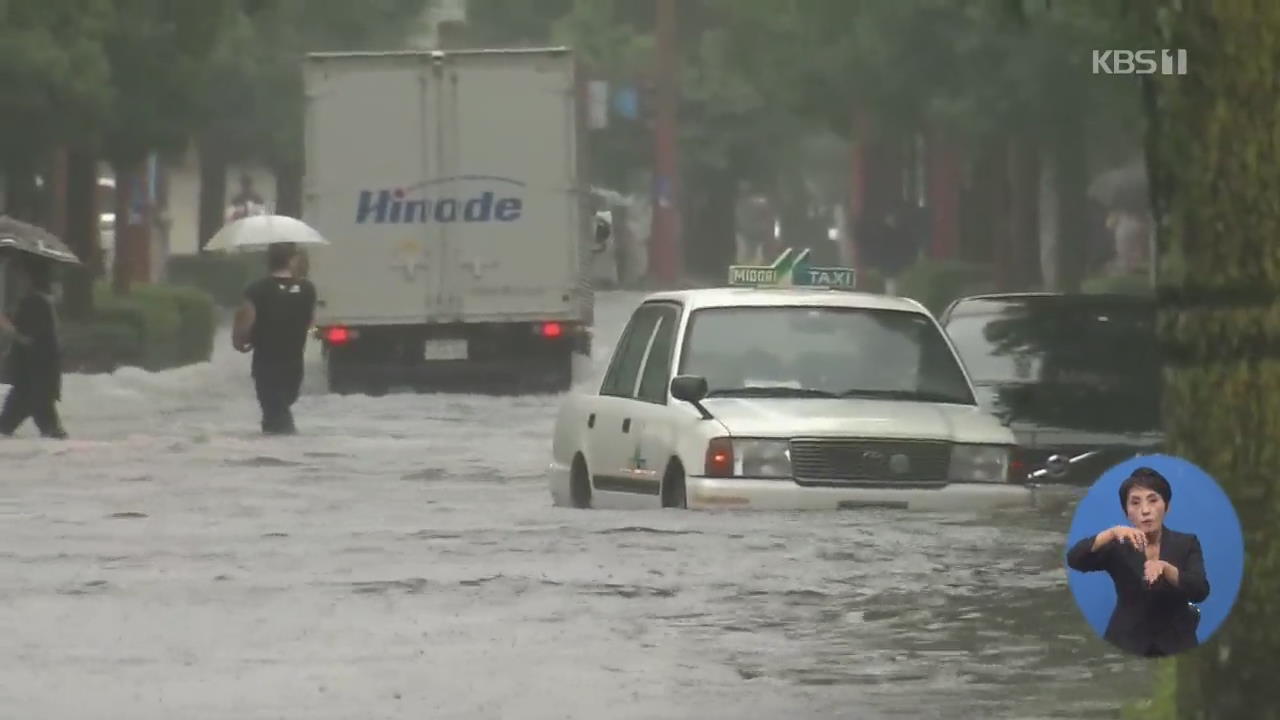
[939,292,1162,485]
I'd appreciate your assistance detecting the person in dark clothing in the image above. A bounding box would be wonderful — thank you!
[0,256,68,439]
[1066,467,1209,657]
[232,243,317,435]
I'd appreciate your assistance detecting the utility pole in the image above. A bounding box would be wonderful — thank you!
[648,0,681,285]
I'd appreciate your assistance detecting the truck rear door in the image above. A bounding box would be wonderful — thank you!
[430,50,584,323]
[304,54,445,325]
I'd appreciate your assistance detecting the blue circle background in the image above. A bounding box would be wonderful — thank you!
[1064,453,1245,644]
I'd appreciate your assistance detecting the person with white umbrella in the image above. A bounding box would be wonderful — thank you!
[212,216,328,435]
[230,241,316,435]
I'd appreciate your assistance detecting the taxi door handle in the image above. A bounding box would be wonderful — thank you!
[621,418,631,433]
[587,413,595,428]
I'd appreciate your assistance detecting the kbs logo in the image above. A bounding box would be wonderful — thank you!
[1092,49,1187,75]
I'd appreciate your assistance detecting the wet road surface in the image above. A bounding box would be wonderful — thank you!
[0,291,1154,719]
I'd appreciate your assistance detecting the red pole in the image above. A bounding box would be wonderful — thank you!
[648,0,681,285]
[928,129,960,260]
[848,108,870,268]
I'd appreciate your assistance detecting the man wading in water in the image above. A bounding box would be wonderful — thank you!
[233,242,316,435]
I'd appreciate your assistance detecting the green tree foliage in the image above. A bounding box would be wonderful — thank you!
[190,0,430,231]
[0,1,113,219]
[1139,0,1280,717]
[100,0,234,166]
[0,2,113,159]
[199,0,434,175]
[466,0,575,46]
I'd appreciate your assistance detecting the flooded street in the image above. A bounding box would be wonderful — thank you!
[0,291,1152,719]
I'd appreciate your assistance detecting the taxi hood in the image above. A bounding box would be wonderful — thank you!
[700,397,1013,445]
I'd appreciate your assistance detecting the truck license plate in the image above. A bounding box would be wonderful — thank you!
[424,339,468,361]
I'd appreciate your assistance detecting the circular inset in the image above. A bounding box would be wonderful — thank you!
[1063,454,1244,658]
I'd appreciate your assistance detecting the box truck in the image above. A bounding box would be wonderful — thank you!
[303,48,597,394]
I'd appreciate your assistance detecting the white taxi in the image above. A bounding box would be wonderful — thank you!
[547,249,1031,511]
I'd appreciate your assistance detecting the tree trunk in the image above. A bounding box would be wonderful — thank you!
[681,168,734,280]
[858,126,905,274]
[1007,136,1041,290]
[273,162,303,219]
[963,137,1000,267]
[62,148,100,321]
[112,160,139,295]
[2,157,41,222]
[1037,152,1060,291]
[47,148,68,240]
[847,108,871,267]
[1053,118,1090,293]
[197,136,228,251]
[927,130,960,261]
[1141,2,1280,718]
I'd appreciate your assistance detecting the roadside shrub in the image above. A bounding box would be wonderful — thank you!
[894,258,997,316]
[166,251,262,307]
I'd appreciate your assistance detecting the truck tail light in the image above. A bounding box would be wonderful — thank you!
[538,322,564,338]
[705,437,734,478]
[1009,457,1026,483]
[325,326,354,345]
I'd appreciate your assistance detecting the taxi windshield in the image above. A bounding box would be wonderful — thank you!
[677,305,976,405]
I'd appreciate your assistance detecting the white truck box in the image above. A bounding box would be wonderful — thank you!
[302,48,595,394]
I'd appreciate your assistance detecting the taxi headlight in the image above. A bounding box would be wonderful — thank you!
[734,439,792,479]
[949,444,1011,483]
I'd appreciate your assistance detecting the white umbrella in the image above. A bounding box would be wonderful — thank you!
[204,214,330,252]
[1088,160,1148,210]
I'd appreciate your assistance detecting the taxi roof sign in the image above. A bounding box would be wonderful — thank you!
[727,248,857,290]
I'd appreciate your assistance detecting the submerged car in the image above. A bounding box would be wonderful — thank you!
[547,249,1032,511]
[939,292,1162,485]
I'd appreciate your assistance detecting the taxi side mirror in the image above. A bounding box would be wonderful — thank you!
[670,375,713,420]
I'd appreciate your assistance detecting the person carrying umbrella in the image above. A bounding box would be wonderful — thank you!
[0,255,68,439]
[232,241,317,435]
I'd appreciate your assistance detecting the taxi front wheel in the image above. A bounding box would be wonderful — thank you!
[661,462,687,509]
[570,454,593,509]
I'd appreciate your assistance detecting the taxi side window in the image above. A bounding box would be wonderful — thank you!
[636,306,680,404]
[600,306,660,397]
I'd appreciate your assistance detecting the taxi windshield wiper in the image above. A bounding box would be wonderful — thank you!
[838,388,970,404]
[707,386,837,398]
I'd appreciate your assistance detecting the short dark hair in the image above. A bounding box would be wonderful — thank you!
[1119,466,1172,509]
[23,256,53,292]
[267,242,297,271]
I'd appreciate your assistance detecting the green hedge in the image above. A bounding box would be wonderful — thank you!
[1081,269,1155,295]
[92,283,182,371]
[60,319,143,374]
[58,282,218,373]
[131,283,218,366]
[166,251,262,307]
[894,258,997,316]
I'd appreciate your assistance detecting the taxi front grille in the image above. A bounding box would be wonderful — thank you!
[788,439,952,483]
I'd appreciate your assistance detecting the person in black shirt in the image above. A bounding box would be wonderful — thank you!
[0,256,68,439]
[232,242,317,435]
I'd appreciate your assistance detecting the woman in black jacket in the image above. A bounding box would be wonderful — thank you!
[1067,467,1209,657]
[0,256,67,438]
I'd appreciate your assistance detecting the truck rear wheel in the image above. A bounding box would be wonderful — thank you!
[326,356,359,395]
[543,348,573,393]
[327,353,388,396]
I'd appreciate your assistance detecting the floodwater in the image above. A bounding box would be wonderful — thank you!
[0,291,1153,719]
